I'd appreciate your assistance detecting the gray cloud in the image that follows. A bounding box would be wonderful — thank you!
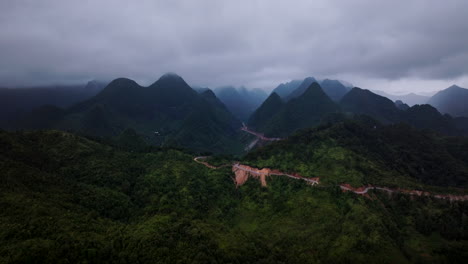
[1,0,467,92]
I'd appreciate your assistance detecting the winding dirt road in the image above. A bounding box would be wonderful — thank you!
[193,156,230,169]
[194,157,468,202]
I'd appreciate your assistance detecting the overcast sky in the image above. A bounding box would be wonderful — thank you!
[1,0,468,94]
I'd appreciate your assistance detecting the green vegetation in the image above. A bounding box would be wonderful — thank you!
[244,119,468,189]
[249,83,340,137]
[0,129,467,263]
[247,92,284,132]
[252,84,468,138]
[340,87,402,124]
[13,74,244,154]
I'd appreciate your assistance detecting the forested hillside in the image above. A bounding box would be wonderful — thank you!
[0,130,467,263]
[244,119,468,188]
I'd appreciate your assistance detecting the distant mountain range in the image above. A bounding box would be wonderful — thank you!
[273,77,351,102]
[372,90,430,106]
[249,83,339,137]
[373,85,468,118]
[250,82,468,137]
[271,79,304,98]
[212,86,267,121]
[273,78,468,120]
[4,74,468,152]
[12,74,244,153]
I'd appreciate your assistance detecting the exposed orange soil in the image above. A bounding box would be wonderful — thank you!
[232,164,271,187]
[232,163,320,187]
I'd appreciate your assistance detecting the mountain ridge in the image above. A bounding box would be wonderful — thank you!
[13,73,244,153]
[428,85,468,117]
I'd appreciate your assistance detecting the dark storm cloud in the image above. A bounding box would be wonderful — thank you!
[1,0,467,91]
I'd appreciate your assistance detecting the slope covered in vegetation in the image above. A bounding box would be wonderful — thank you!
[244,119,468,188]
[251,83,340,137]
[0,129,467,263]
[14,74,244,154]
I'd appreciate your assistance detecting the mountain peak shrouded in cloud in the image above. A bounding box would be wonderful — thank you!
[151,72,189,88]
[448,84,462,90]
[320,79,349,102]
[272,79,303,98]
[285,77,317,101]
[13,73,244,153]
[428,85,468,117]
[158,72,184,81]
[372,90,429,106]
[1,1,468,91]
[213,86,268,121]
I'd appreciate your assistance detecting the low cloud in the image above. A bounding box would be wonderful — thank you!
[1,0,467,92]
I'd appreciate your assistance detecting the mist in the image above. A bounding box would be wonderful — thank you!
[1,0,468,93]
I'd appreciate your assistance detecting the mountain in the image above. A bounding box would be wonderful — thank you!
[340,88,402,124]
[271,79,303,98]
[0,80,106,128]
[428,85,468,117]
[251,84,468,138]
[1,129,467,263]
[339,88,468,135]
[14,74,243,153]
[248,92,284,131]
[213,86,268,121]
[320,79,350,102]
[256,82,339,137]
[284,77,317,101]
[199,89,227,109]
[278,77,351,102]
[373,90,429,106]
[166,89,243,151]
[395,100,410,110]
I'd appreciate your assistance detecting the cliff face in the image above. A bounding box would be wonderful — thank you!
[232,164,271,187]
[231,163,319,187]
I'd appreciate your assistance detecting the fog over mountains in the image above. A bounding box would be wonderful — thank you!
[3,72,468,145]
[1,1,468,92]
